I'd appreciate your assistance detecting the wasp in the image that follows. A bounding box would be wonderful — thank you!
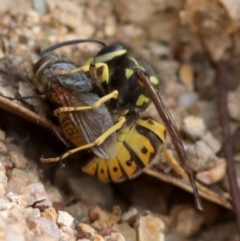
[40,39,202,210]
[37,40,166,182]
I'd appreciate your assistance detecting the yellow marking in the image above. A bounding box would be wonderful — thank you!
[118,144,138,178]
[122,109,129,115]
[85,49,127,65]
[128,57,139,66]
[117,126,130,142]
[126,128,154,166]
[137,118,166,142]
[101,66,109,84]
[97,158,109,181]
[135,65,145,71]
[149,75,159,85]
[84,57,94,65]
[82,159,98,176]
[107,153,124,182]
[125,68,134,79]
[136,94,150,107]
[93,63,110,84]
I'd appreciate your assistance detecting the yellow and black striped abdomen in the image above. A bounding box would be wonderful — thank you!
[82,117,166,182]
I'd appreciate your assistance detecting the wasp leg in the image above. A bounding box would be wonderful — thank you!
[53,90,118,116]
[161,145,188,179]
[53,63,109,84]
[40,116,126,163]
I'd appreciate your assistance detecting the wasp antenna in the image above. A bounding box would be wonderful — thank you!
[40,39,108,56]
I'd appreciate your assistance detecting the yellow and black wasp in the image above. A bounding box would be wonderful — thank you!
[35,40,166,182]
[39,39,202,210]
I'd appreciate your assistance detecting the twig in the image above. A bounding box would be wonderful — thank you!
[216,61,240,232]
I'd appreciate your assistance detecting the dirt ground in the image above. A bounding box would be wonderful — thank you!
[0,0,240,240]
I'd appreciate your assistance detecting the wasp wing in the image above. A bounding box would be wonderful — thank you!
[136,69,203,211]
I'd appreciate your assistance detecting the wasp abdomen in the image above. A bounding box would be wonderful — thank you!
[82,117,166,182]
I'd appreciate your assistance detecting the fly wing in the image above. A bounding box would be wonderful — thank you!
[55,84,117,160]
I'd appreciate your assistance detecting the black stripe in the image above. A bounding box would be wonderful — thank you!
[120,142,144,180]
[122,123,164,170]
[135,124,164,148]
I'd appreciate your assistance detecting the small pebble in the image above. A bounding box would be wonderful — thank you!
[104,17,117,37]
[34,217,60,241]
[121,208,138,224]
[0,183,5,196]
[24,207,41,219]
[170,205,204,238]
[94,234,105,241]
[6,192,28,208]
[60,226,76,240]
[33,0,48,15]
[179,63,194,91]
[0,161,6,173]
[138,215,165,241]
[196,67,217,98]
[7,176,27,195]
[59,228,75,241]
[24,183,48,206]
[43,208,57,222]
[186,141,223,172]
[182,116,206,140]
[9,151,28,168]
[77,223,96,240]
[44,185,63,204]
[202,131,221,153]
[6,191,22,204]
[0,154,13,170]
[104,232,126,241]
[57,211,74,227]
[90,207,120,230]
[178,92,198,109]
[67,202,89,223]
[196,160,227,184]
[11,168,39,185]
[32,234,55,241]
[0,170,8,189]
[117,223,137,241]
[0,141,7,153]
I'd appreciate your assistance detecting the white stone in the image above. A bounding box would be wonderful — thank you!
[182,116,206,140]
[57,211,74,227]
